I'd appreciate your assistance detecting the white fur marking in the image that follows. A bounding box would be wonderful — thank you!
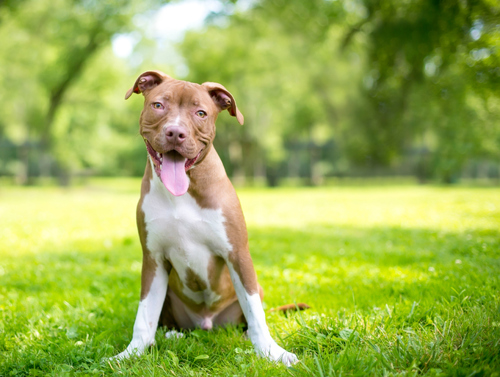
[227,263,298,367]
[162,115,182,132]
[111,265,168,360]
[165,330,184,339]
[142,170,232,308]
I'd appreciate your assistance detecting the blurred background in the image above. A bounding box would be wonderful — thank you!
[0,0,499,187]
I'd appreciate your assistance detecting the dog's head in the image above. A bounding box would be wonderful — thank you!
[126,70,243,196]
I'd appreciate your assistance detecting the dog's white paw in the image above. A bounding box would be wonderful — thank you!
[256,342,298,367]
[165,330,184,339]
[108,340,147,361]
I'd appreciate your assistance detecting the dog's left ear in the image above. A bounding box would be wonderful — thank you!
[202,82,244,125]
[125,70,171,100]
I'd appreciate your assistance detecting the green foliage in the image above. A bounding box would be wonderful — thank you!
[1,181,499,375]
[0,0,499,184]
[180,0,500,183]
[354,0,500,180]
[0,0,165,182]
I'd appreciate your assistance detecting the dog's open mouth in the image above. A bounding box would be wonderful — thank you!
[145,140,201,196]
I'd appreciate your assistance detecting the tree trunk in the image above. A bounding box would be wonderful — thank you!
[38,28,103,184]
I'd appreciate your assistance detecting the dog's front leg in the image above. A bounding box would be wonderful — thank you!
[226,254,298,367]
[112,257,168,360]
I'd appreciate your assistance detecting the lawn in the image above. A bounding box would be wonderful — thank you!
[0,180,499,376]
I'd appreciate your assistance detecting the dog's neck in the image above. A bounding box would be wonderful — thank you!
[187,147,231,209]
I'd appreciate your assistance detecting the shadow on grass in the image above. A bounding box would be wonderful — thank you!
[1,224,499,375]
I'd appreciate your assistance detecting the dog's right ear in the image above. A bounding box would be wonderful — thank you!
[125,70,171,100]
[202,82,244,125]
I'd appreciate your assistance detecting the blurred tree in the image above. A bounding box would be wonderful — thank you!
[0,0,166,183]
[180,0,500,184]
[0,0,498,185]
[343,0,500,181]
[180,0,363,185]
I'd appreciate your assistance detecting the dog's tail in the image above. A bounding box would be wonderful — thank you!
[269,303,310,313]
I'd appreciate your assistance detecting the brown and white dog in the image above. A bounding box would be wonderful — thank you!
[112,70,298,366]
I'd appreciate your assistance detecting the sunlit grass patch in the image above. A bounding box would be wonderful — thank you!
[0,180,499,376]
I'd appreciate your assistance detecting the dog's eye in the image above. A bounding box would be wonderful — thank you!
[152,102,164,110]
[196,110,207,118]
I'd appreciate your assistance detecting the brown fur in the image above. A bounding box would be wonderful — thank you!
[137,163,155,300]
[270,303,311,313]
[130,71,303,332]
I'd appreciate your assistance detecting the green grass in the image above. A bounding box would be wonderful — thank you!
[1,180,499,376]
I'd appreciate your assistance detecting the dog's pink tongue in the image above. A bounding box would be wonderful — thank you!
[161,151,188,196]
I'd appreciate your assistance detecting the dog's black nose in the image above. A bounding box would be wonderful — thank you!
[165,126,187,144]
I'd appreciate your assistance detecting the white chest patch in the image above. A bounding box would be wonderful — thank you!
[141,170,233,305]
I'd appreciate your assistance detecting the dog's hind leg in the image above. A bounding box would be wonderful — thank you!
[158,289,179,329]
[158,289,185,339]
